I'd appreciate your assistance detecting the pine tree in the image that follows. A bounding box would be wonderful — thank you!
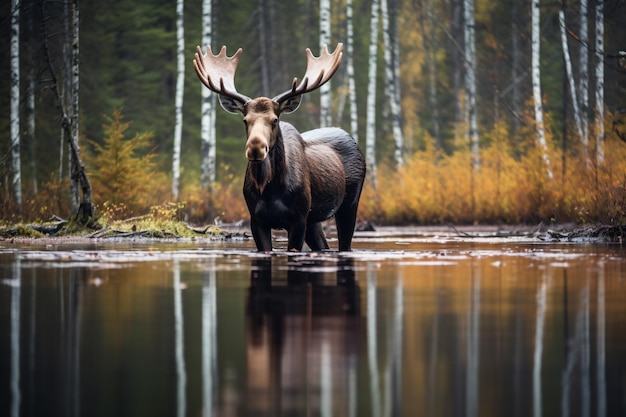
[86,111,164,216]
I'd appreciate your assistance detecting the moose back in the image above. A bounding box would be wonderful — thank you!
[193,43,365,251]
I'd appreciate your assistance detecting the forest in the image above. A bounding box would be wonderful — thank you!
[1,0,626,226]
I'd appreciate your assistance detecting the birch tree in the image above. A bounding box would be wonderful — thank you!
[346,0,359,142]
[381,0,404,167]
[172,0,185,200]
[579,0,589,151]
[24,0,37,194]
[595,0,604,164]
[421,0,441,149]
[531,0,553,179]
[65,0,94,218]
[464,0,479,170]
[365,0,380,186]
[319,0,332,128]
[42,0,94,219]
[559,0,586,149]
[200,0,217,188]
[10,0,22,209]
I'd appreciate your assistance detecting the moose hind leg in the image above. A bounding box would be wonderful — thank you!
[305,222,330,251]
[335,202,359,251]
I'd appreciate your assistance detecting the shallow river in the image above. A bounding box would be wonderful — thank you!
[1,230,625,417]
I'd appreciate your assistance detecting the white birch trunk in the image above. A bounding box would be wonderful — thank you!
[10,0,22,208]
[559,2,586,147]
[346,0,359,142]
[423,0,441,149]
[579,0,589,151]
[511,0,521,132]
[366,0,380,186]
[595,0,604,164]
[70,0,81,212]
[531,0,553,179]
[381,0,404,167]
[319,0,332,128]
[26,72,37,193]
[464,0,479,170]
[200,0,217,189]
[172,0,185,200]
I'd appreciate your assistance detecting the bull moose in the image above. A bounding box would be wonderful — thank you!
[193,43,366,252]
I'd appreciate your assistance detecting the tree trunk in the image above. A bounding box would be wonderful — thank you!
[10,0,22,209]
[41,0,93,221]
[319,0,332,128]
[579,0,589,152]
[421,0,441,149]
[69,0,93,220]
[70,0,82,213]
[559,0,586,152]
[256,0,270,96]
[464,0,479,170]
[531,0,553,179]
[201,0,217,189]
[25,0,37,194]
[346,0,359,142]
[452,0,463,132]
[366,0,380,186]
[172,0,185,200]
[595,0,604,164]
[381,0,404,167]
[511,0,521,134]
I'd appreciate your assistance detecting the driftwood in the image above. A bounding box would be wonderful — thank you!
[537,224,626,243]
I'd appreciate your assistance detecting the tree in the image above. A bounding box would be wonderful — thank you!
[346,0,359,143]
[579,0,589,152]
[559,0,586,152]
[172,0,185,200]
[595,0,604,164]
[85,110,165,215]
[531,0,553,179]
[381,0,404,167]
[200,0,217,189]
[41,0,94,221]
[366,0,380,186]
[420,0,441,149]
[319,0,332,128]
[464,0,479,170]
[10,0,22,209]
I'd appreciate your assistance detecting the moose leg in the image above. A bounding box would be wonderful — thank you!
[287,220,307,252]
[250,218,272,251]
[305,222,330,251]
[335,202,359,251]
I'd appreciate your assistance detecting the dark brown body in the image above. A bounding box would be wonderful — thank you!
[244,122,365,251]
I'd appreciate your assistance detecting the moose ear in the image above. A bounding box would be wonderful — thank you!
[218,95,247,115]
[277,95,302,115]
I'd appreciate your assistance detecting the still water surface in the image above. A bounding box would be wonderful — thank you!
[1,233,625,417]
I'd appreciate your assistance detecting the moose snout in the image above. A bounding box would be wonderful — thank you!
[245,136,269,161]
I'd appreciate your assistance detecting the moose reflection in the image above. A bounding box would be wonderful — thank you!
[244,256,362,416]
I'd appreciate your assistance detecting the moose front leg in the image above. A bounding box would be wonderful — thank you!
[250,218,273,251]
[287,220,307,252]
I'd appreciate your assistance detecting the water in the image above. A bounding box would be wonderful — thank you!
[1,232,625,417]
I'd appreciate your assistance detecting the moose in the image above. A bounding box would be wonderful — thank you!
[193,43,366,252]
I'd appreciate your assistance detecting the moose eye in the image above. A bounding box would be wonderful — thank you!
[243,119,248,127]
[272,118,279,126]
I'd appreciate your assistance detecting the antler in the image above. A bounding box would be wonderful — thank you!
[272,43,344,104]
[193,45,251,106]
